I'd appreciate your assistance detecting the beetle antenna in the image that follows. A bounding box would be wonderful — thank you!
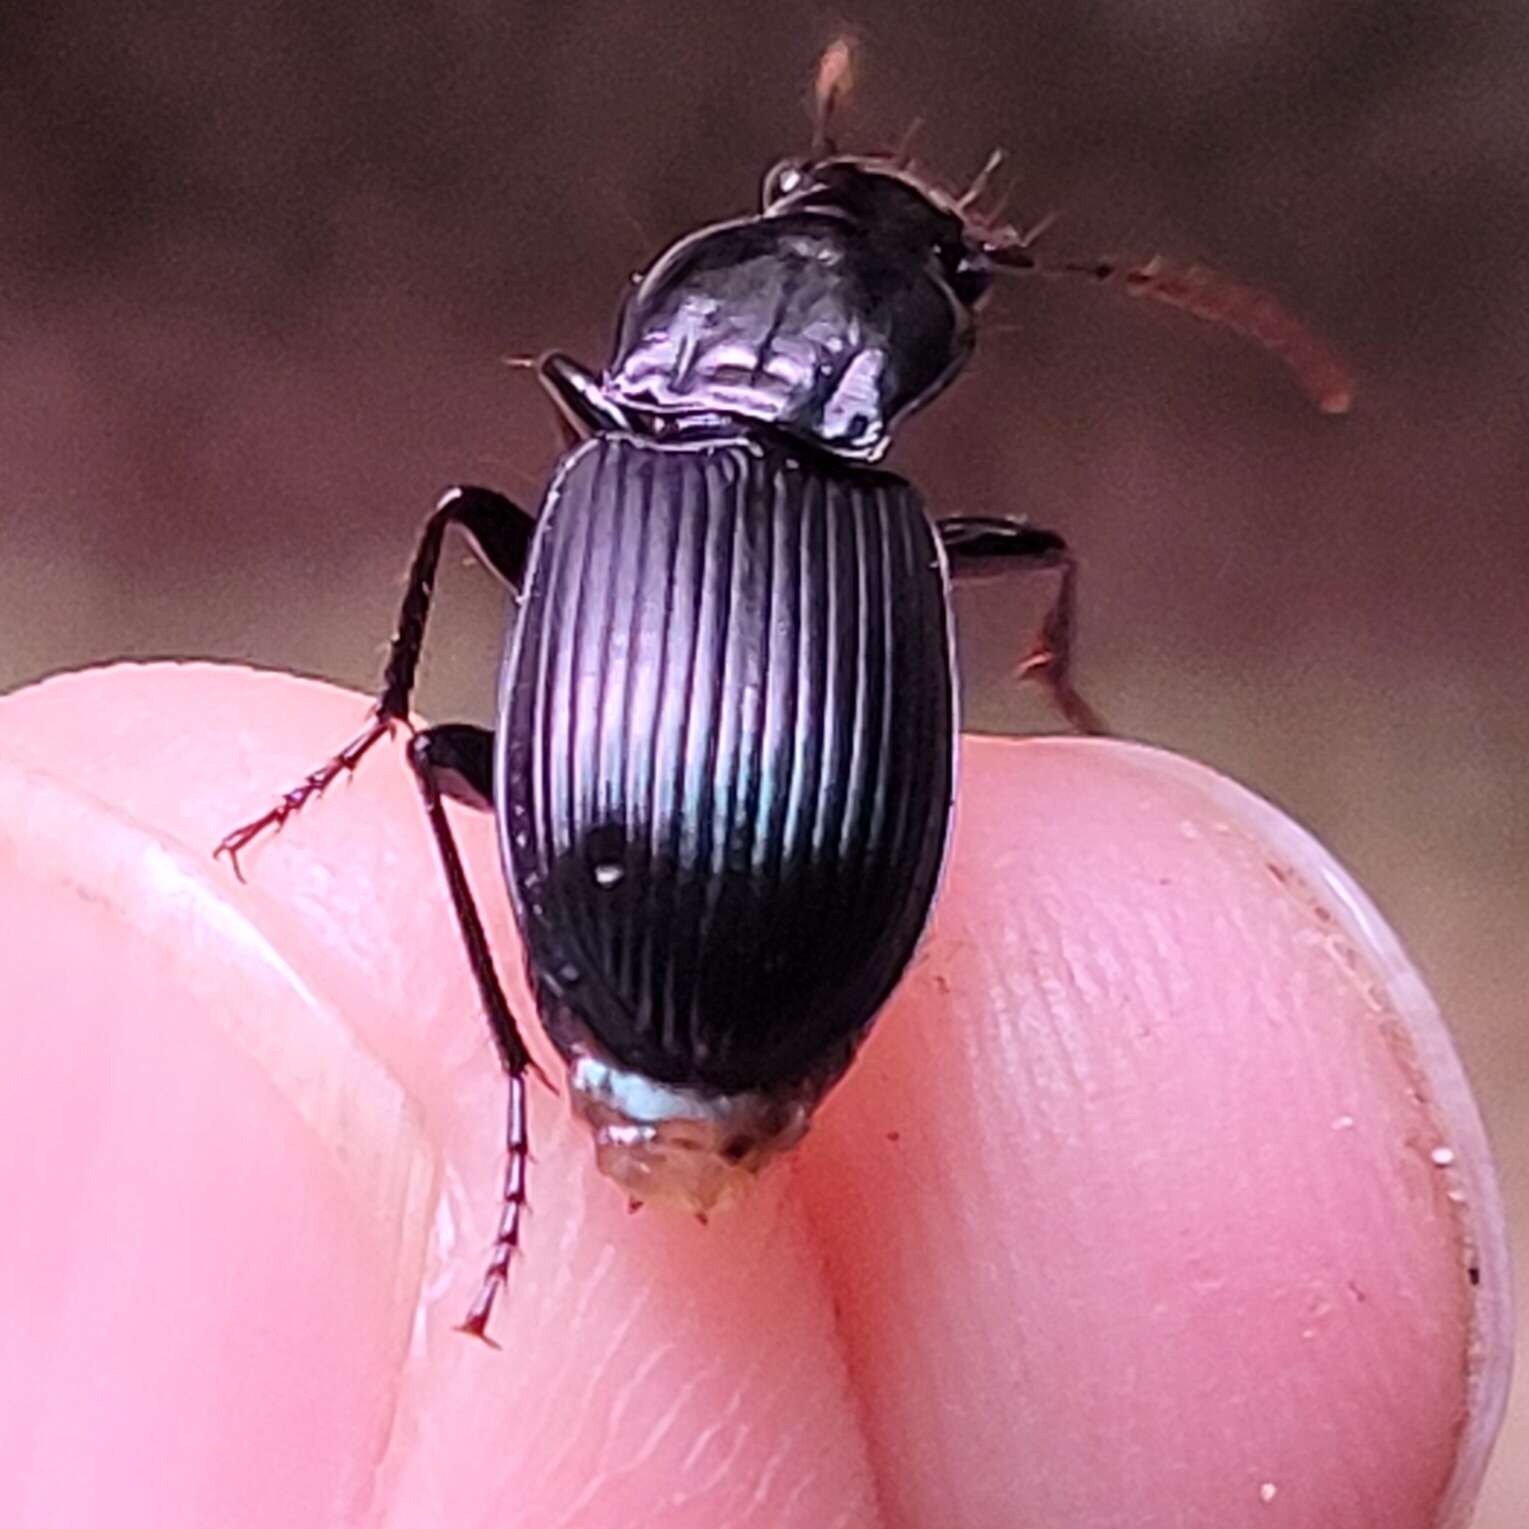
[1017,206,1060,247]
[989,243,1355,414]
[956,148,1006,211]
[812,34,857,156]
[970,173,1019,234]
[892,114,925,167]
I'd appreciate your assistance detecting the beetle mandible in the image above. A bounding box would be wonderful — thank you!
[217,45,1352,1341]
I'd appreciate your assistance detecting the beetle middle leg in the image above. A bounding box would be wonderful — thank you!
[407,721,538,1343]
[216,485,534,874]
[938,515,1108,736]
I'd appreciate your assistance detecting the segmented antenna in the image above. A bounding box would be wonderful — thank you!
[812,35,857,156]
[957,149,1006,211]
[990,243,1355,415]
[891,115,926,168]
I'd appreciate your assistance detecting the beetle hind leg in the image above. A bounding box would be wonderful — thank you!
[938,515,1109,736]
[407,725,535,1343]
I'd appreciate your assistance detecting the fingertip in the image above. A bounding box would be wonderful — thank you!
[12,666,1506,1525]
[800,736,1509,1527]
[0,752,437,1528]
[0,664,885,1528]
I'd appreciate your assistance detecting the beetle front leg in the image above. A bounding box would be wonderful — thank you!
[938,515,1109,737]
[408,724,536,1344]
[215,486,534,874]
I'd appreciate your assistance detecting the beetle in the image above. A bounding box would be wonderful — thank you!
[217,45,1351,1341]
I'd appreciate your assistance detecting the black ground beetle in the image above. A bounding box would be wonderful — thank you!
[218,47,1351,1341]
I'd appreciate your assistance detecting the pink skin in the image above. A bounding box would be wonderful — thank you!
[0,663,1510,1528]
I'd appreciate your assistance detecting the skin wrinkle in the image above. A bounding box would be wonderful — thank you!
[534,1168,877,1529]
[981,918,1089,1142]
[618,1373,704,1478]
[743,1420,803,1516]
[701,1332,853,1528]
[587,1379,709,1525]
[601,1340,676,1442]
[753,1443,841,1526]
[836,1094,962,1516]
[672,1355,760,1495]
[768,1462,826,1526]
[539,1271,653,1488]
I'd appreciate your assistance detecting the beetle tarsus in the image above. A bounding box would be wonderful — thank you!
[408,725,537,1345]
[453,1313,504,1351]
[456,1075,531,1342]
[213,711,396,870]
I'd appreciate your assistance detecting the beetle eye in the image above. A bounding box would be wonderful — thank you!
[763,158,807,209]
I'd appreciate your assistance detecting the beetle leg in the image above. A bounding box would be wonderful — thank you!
[373,484,535,724]
[938,515,1109,736]
[408,722,494,811]
[215,486,534,874]
[407,726,535,1344]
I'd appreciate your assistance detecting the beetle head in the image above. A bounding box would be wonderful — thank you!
[761,154,996,311]
[604,151,999,460]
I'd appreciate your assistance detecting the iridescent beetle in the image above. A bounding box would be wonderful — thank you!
[219,42,1351,1340]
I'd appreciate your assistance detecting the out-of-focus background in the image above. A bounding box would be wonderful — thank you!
[2,0,1523,1517]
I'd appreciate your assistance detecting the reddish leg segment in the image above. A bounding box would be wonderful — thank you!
[938,515,1109,736]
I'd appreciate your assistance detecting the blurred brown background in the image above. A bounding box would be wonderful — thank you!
[1,0,1523,1518]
